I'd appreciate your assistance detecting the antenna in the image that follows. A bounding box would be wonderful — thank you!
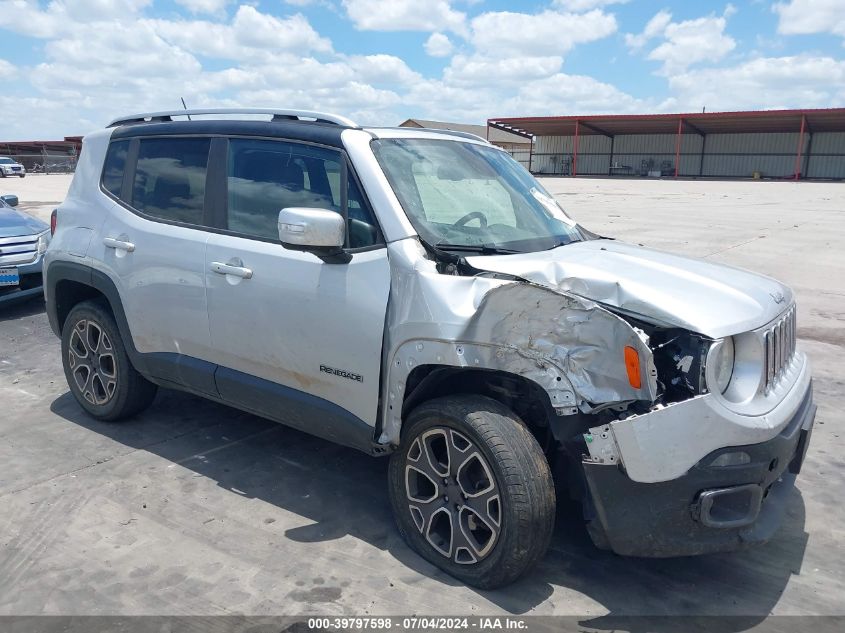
[180,97,192,121]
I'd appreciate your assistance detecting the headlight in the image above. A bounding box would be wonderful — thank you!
[37,231,50,254]
[710,337,735,394]
[707,333,767,403]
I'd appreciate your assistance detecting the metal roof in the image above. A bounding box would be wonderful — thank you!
[399,118,531,145]
[489,108,845,138]
[0,138,82,155]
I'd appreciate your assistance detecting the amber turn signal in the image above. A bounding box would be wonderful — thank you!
[624,346,641,389]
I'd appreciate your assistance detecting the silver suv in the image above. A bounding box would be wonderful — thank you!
[44,109,815,588]
[0,156,26,178]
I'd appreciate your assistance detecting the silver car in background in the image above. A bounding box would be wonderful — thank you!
[0,194,50,304]
[0,156,27,178]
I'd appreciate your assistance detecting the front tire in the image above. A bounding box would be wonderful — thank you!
[61,299,157,421]
[388,395,555,589]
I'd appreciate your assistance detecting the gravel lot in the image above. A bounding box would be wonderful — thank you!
[1,174,843,621]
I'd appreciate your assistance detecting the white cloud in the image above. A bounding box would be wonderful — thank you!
[174,0,231,14]
[0,0,154,38]
[624,9,672,50]
[554,0,628,11]
[502,72,649,116]
[0,59,17,79]
[470,9,617,58]
[346,54,422,86]
[425,33,454,57]
[149,6,332,60]
[629,8,736,75]
[444,55,563,85]
[1,0,842,140]
[773,0,845,41]
[342,0,466,33]
[666,55,845,111]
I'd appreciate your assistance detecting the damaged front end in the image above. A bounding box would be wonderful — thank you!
[379,238,664,450]
[381,236,815,559]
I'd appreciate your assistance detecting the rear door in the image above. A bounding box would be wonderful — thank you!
[95,136,217,395]
[204,137,390,437]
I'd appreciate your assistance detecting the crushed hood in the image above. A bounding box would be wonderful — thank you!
[466,239,791,338]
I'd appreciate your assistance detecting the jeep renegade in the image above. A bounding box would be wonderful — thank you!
[44,109,815,589]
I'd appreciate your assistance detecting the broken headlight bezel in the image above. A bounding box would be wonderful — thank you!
[706,333,764,404]
[711,336,735,394]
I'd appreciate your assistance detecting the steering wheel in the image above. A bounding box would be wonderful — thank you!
[452,211,488,228]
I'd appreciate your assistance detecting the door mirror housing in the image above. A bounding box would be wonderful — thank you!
[1,194,19,207]
[278,207,351,264]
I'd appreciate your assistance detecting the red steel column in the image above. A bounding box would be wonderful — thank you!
[572,119,580,177]
[794,114,807,180]
[674,118,683,178]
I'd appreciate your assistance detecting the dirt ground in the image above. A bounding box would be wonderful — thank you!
[1,174,843,621]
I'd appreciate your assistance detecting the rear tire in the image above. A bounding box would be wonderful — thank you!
[388,395,555,589]
[61,299,157,421]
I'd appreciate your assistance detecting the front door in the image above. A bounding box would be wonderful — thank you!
[204,137,390,443]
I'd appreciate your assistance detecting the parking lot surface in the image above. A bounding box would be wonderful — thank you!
[1,175,843,620]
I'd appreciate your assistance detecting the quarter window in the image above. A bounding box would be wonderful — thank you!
[132,138,210,225]
[102,140,130,198]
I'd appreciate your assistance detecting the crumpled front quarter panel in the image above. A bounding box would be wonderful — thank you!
[380,238,657,445]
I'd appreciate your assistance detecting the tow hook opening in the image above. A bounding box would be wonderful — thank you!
[693,484,763,529]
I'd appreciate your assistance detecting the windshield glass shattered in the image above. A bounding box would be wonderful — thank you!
[372,138,583,254]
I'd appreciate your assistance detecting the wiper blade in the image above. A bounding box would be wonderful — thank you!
[434,242,521,255]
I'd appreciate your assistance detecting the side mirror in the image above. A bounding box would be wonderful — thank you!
[278,207,351,264]
[1,194,19,207]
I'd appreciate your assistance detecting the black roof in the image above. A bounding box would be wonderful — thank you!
[110,119,351,148]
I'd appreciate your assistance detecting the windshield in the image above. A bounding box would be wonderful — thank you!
[371,138,583,254]
[0,158,16,164]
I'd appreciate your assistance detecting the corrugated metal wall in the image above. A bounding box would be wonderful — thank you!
[530,130,844,179]
[807,132,845,179]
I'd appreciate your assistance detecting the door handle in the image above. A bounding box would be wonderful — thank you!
[210,261,253,279]
[103,237,135,252]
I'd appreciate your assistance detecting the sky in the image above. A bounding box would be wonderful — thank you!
[0,0,843,140]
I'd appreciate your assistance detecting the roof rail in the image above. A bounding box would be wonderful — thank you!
[427,128,490,143]
[392,127,489,143]
[107,108,358,128]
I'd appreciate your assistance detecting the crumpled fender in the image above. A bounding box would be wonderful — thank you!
[379,238,657,446]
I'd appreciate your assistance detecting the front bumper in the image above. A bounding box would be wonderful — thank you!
[581,382,815,557]
[0,256,44,305]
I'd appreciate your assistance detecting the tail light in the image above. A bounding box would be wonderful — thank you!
[50,208,57,236]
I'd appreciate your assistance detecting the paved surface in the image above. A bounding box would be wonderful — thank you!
[1,175,843,620]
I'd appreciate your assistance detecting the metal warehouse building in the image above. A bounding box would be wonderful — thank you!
[488,108,845,180]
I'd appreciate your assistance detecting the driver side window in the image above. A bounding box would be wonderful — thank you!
[227,139,340,241]
[226,139,381,247]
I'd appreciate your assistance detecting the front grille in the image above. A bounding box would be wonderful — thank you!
[0,234,39,266]
[764,306,796,391]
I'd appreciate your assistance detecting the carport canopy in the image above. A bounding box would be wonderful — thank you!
[488,108,845,139]
[488,108,845,179]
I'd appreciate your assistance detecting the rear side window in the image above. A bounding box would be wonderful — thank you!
[132,138,210,225]
[102,140,129,198]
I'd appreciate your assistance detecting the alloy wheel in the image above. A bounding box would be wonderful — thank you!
[405,427,501,565]
[67,318,118,406]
